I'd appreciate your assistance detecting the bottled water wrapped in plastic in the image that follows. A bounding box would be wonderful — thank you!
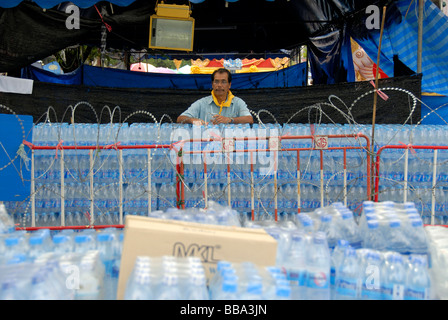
[334,246,359,300]
[156,272,182,300]
[363,219,386,251]
[404,219,428,255]
[305,231,331,300]
[358,249,383,300]
[423,226,448,299]
[380,252,406,300]
[404,255,431,300]
[185,271,209,300]
[76,252,105,300]
[384,219,410,253]
[335,209,362,248]
[0,203,15,234]
[74,231,97,255]
[125,256,208,300]
[283,230,308,300]
[96,231,119,300]
[52,230,75,254]
[124,256,153,300]
[330,239,350,298]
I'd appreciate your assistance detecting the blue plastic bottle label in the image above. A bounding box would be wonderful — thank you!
[335,277,358,297]
[361,283,382,300]
[382,284,404,300]
[404,288,428,300]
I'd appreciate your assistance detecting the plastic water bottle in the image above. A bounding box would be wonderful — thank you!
[305,232,331,300]
[156,272,182,300]
[29,269,60,300]
[337,209,362,248]
[381,253,406,300]
[76,254,104,300]
[334,247,359,300]
[0,277,25,300]
[283,230,307,300]
[330,239,350,298]
[124,266,154,300]
[318,214,336,249]
[74,232,96,254]
[185,271,209,300]
[96,232,117,300]
[404,255,431,300]
[363,219,386,251]
[406,219,428,255]
[52,231,75,254]
[384,219,410,254]
[214,274,239,300]
[358,250,382,300]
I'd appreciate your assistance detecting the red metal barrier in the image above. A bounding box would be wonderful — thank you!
[375,144,448,225]
[21,140,172,230]
[174,133,371,221]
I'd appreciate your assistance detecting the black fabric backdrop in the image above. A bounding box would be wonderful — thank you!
[0,74,421,125]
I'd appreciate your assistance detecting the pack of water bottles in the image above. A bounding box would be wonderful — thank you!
[208,261,291,300]
[357,200,429,255]
[330,242,432,300]
[124,256,209,300]
[0,227,124,300]
[242,218,333,300]
[125,257,292,300]
[425,226,448,300]
[147,200,242,227]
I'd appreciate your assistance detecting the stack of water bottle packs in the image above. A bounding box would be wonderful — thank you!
[124,257,293,300]
[9,121,447,228]
[0,196,444,300]
[242,200,433,300]
[0,203,123,300]
[424,226,448,300]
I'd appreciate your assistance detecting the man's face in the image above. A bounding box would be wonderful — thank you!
[212,72,231,97]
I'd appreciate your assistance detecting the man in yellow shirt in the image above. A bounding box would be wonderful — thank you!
[177,68,254,125]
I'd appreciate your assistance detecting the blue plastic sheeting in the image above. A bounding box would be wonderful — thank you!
[21,66,83,85]
[354,0,448,95]
[83,64,307,89]
[0,114,33,202]
[22,63,307,89]
[308,26,355,85]
[0,0,137,8]
[421,95,448,125]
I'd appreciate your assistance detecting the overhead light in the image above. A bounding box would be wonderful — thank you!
[149,1,195,52]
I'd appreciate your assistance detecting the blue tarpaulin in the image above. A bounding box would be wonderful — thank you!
[21,65,83,85]
[0,0,138,9]
[354,0,448,95]
[22,63,307,90]
[421,95,448,125]
[0,114,33,202]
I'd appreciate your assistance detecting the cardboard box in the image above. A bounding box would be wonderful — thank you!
[117,215,277,300]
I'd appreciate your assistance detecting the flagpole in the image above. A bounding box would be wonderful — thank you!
[371,6,387,201]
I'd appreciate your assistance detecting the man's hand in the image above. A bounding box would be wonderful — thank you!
[211,114,231,124]
[192,119,207,126]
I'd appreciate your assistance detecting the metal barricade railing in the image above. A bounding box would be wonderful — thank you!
[24,141,172,228]
[375,144,448,225]
[174,133,371,221]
